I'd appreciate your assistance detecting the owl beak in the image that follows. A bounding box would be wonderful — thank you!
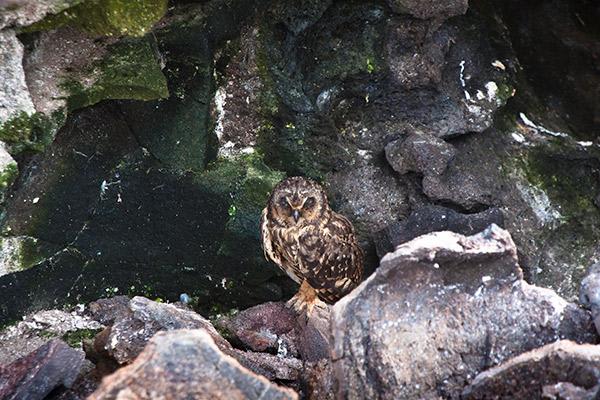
[292,209,300,222]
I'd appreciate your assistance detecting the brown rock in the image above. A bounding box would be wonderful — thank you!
[218,301,298,355]
[331,225,597,399]
[88,329,298,400]
[463,341,600,399]
[0,339,85,400]
[87,296,132,326]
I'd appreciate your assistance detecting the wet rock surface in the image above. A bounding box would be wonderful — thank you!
[88,329,298,400]
[331,225,597,399]
[462,340,600,399]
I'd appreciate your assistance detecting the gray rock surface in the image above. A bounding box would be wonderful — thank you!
[462,340,600,399]
[331,225,597,399]
[105,296,230,364]
[374,205,504,257]
[88,329,298,400]
[385,131,456,176]
[0,30,35,123]
[0,306,101,365]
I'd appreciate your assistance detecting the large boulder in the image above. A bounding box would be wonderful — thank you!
[88,329,298,400]
[331,225,597,399]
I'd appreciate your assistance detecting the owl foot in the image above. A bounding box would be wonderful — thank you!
[286,280,328,318]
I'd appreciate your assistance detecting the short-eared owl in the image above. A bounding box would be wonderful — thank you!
[260,177,364,311]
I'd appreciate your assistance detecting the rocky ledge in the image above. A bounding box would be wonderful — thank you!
[1,225,600,399]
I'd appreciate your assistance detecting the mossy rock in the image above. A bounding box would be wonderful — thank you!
[25,0,168,37]
[0,236,60,276]
[0,111,65,157]
[63,37,168,111]
[201,154,285,263]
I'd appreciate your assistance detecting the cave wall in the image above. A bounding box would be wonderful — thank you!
[0,0,598,323]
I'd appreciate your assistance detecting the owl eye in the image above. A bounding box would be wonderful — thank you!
[278,196,289,208]
[304,197,316,209]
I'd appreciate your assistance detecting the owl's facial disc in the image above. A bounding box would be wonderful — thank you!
[269,177,329,227]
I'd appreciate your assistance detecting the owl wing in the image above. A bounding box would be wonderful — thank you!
[260,207,281,265]
[297,213,364,303]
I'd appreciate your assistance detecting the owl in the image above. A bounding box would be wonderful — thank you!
[260,176,364,313]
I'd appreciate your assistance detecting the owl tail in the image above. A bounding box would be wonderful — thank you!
[287,280,327,317]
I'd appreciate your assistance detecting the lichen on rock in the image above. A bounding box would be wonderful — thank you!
[24,0,168,37]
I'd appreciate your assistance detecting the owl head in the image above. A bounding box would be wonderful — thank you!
[267,176,330,227]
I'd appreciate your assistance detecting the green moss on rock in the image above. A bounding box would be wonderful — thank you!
[25,0,168,37]
[0,111,64,156]
[63,37,168,110]
[200,154,284,262]
[62,328,101,347]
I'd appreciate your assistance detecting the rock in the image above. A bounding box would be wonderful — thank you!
[462,341,600,399]
[24,0,167,38]
[0,235,58,277]
[104,296,231,364]
[374,205,504,257]
[88,329,298,400]
[331,225,597,399]
[218,301,298,355]
[0,0,84,30]
[385,131,456,176]
[386,0,469,20]
[580,263,600,336]
[0,30,35,123]
[232,349,303,382]
[542,382,599,400]
[0,339,85,400]
[22,26,113,116]
[0,306,101,365]
[87,296,132,326]
[326,162,409,238]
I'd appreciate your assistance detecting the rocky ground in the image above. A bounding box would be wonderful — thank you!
[0,0,599,398]
[1,226,600,399]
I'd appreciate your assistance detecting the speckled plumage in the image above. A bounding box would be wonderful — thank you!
[260,177,363,306]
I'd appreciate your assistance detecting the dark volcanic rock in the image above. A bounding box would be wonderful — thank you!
[104,296,231,364]
[462,341,600,399]
[580,263,600,336]
[331,225,597,399]
[0,339,85,400]
[385,131,456,176]
[375,205,504,257]
[386,0,469,20]
[89,329,298,400]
